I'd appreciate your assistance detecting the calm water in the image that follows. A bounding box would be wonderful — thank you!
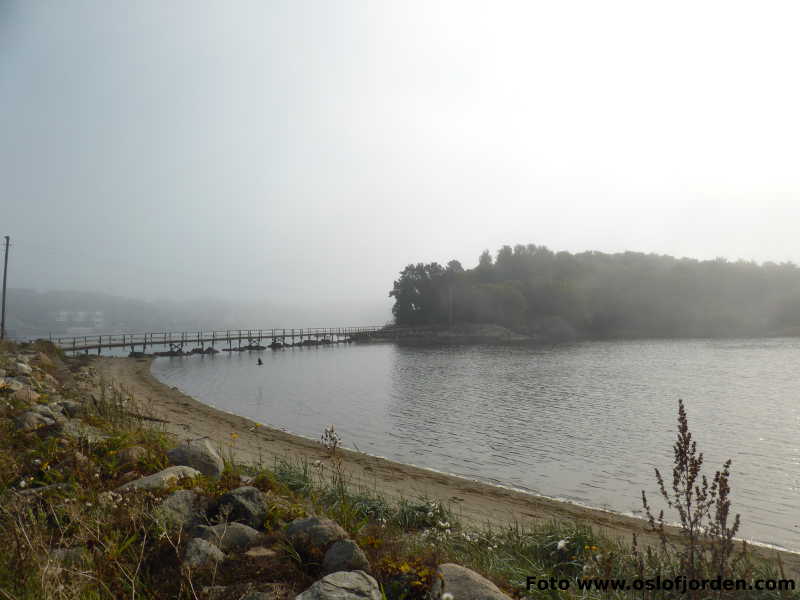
[150,339,800,550]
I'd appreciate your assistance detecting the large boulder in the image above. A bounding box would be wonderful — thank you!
[184,538,225,569]
[216,486,267,529]
[155,490,209,530]
[167,439,225,479]
[322,540,370,574]
[296,571,381,600]
[117,466,200,491]
[430,564,512,600]
[286,517,348,556]
[193,522,264,552]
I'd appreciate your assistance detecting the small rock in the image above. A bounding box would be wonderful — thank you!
[49,546,88,567]
[117,466,201,491]
[216,486,267,529]
[36,352,55,368]
[46,546,90,576]
[194,522,264,552]
[11,386,40,404]
[184,538,225,569]
[61,421,109,444]
[245,546,277,559]
[323,540,370,574]
[203,585,281,600]
[57,400,84,418]
[117,445,147,467]
[430,564,512,600]
[167,439,225,479]
[286,517,348,556]
[155,489,209,530]
[241,592,277,600]
[33,403,64,419]
[14,410,55,432]
[201,586,228,600]
[16,362,32,375]
[296,571,381,600]
[3,377,23,391]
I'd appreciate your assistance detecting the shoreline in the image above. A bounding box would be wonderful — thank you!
[95,356,800,575]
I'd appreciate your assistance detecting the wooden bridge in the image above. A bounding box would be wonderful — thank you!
[44,326,389,355]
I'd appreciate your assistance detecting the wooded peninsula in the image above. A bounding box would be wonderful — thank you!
[389,245,800,340]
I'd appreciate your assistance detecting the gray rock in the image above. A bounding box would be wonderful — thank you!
[323,540,370,574]
[201,586,228,600]
[3,377,23,391]
[430,563,511,600]
[61,421,110,444]
[242,592,277,600]
[286,517,348,555]
[16,362,32,375]
[184,537,225,569]
[14,410,55,432]
[33,403,63,420]
[117,466,201,491]
[194,522,264,552]
[11,386,40,404]
[168,439,225,479]
[216,486,267,529]
[57,400,84,418]
[117,445,147,467]
[18,482,70,496]
[155,489,209,530]
[203,585,281,600]
[296,571,381,600]
[49,546,89,568]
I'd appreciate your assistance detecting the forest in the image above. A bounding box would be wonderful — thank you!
[389,245,800,340]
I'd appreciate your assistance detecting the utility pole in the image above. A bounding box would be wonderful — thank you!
[1,236,8,340]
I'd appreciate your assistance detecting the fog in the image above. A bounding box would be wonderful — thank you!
[3,1,800,330]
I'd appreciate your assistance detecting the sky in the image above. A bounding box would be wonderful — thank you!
[3,0,800,325]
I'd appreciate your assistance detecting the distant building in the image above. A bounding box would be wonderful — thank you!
[53,309,105,330]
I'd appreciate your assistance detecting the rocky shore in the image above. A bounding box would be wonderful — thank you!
[2,342,798,599]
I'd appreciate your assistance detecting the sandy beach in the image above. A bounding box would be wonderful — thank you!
[95,356,800,576]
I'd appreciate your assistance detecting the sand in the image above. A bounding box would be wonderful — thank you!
[95,356,800,576]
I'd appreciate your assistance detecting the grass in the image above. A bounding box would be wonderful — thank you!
[0,341,796,599]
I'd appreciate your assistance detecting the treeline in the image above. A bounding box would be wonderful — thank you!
[389,245,800,340]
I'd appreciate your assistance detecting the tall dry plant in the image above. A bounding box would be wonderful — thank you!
[642,399,743,589]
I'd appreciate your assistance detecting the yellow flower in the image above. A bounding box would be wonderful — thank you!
[230,432,239,440]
